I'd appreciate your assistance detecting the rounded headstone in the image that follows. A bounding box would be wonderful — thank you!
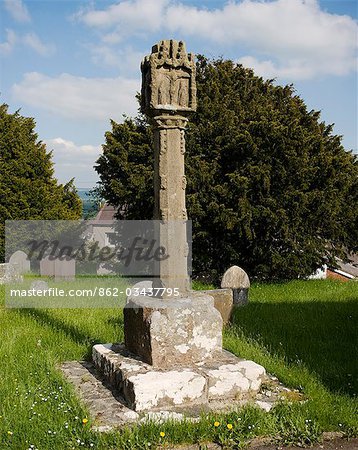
[131,280,153,293]
[30,280,49,292]
[97,263,113,275]
[221,265,250,289]
[125,280,154,304]
[132,280,153,288]
[9,250,30,274]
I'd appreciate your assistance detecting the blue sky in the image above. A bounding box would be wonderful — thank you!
[1,0,357,188]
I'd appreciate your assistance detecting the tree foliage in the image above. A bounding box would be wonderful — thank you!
[0,103,82,261]
[95,57,358,282]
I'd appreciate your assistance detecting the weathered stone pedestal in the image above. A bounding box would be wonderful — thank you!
[93,292,266,412]
[124,294,222,367]
[93,342,266,413]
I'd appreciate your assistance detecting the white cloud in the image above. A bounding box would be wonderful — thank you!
[12,72,140,120]
[74,0,168,43]
[75,0,358,80]
[88,44,145,73]
[90,45,121,67]
[0,30,55,57]
[46,138,101,186]
[75,0,168,30]
[236,55,347,80]
[23,33,55,56]
[0,29,16,55]
[47,137,101,156]
[4,0,31,23]
[166,0,358,79]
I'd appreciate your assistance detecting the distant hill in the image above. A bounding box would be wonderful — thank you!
[76,189,99,218]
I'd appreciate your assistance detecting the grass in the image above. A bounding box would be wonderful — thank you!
[0,279,357,449]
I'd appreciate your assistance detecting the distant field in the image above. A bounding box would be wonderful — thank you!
[0,279,357,449]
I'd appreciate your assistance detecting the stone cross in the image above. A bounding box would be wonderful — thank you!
[141,40,196,297]
[92,41,266,413]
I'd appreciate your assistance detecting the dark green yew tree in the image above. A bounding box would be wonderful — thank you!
[0,104,82,261]
[95,57,358,282]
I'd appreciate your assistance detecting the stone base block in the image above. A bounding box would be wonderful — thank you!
[124,294,222,368]
[199,289,233,324]
[93,343,266,412]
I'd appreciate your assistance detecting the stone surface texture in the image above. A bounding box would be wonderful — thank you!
[62,359,297,430]
[92,343,266,412]
[30,280,49,292]
[221,265,250,289]
[40,256,75,281]
[199,289,233,324]
[9,250,30,274]
[141,40,196,297]
[130,282,233,325]
[124,294,223,368]
[141,39,196,115]
[39,256,55,277]
[233,287,249,306]
[221,266,250,307]
[0,263,23,284]
[89,40,267,420]
[61,361,140,428]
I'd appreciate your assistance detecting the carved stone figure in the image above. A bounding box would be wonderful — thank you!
[141,39,196,114]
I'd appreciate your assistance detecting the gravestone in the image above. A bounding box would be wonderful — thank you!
[221,265,250,306]
[0,263,23,284]
[40,256,75,281]
[40,256,55,277]
[9,250,30,274]
[54,259,75,281]
[93,40,266,413]
[30,280,49,292]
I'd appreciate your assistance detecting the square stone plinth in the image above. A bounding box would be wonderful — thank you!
[93,343,266,412]
[124,294,223,368]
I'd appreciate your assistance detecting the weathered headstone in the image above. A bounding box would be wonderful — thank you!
[9,250,30,274]
[54,259,75,281]
[221,265,250,306]
[0,263,23,284]
[30,280,49,292]
[40,256,55,277]
[40,256,75,281]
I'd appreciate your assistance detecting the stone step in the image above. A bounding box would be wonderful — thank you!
[93,343,266,412]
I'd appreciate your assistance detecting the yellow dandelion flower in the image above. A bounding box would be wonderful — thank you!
[227,423,233,430]
[160,431,165,438]
[7,431,13,436]
[214,421,220,427]
[82,418,89,424]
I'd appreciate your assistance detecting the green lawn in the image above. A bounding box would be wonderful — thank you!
[0,279,357,449]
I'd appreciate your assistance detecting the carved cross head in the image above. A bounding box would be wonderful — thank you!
[141,40,197,116]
